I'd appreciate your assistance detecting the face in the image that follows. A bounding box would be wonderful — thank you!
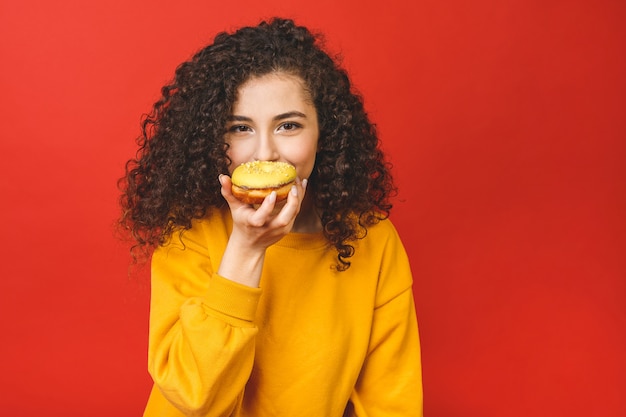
[225,72,319,181]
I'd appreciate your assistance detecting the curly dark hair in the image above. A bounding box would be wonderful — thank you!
[119,17,396,270]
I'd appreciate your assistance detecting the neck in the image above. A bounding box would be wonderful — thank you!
[292,193,322,233]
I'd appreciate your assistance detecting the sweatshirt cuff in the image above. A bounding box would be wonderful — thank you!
[205,274,262,323]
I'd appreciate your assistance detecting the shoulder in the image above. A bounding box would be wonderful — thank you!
[365,216,401,237]
[351,216,414,303]
[158,207,231,252]
[359,216,405,250]
[353,216,411,272]
[152,208,231,278]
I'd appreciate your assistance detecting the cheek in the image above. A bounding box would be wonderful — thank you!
[225,145,248,173]
[291,142,318,176]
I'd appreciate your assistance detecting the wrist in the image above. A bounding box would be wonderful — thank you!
[217,236,266,288]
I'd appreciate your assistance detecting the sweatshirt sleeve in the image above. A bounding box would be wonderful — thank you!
[349,223,424,417]
[147,227,261,417]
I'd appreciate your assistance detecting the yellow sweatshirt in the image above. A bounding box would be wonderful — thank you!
[143,208,423,417]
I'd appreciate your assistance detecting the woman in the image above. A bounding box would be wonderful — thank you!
[120,17,423,417]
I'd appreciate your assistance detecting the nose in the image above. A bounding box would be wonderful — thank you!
[254,131,280,162]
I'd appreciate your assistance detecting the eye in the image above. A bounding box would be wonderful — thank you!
[278,122,301,131]
[228,125,252,133]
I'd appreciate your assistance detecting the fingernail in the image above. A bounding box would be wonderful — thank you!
[302,179,308,190]
[291,185,298,196]
[268,191,277,203]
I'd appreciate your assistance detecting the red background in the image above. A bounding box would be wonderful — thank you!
[1,0,624,416]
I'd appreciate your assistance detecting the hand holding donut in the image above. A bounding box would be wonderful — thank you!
[218,162,307,287]
[219,165,306,239]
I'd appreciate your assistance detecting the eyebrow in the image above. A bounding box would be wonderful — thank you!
[227,111,308,122]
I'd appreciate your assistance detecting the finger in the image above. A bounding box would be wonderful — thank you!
[248,191,277,227]
[272,183,302,226]
[291,177,308,207]
[297,178,307,201]
[219,174,233,198]
[219,174,246,208]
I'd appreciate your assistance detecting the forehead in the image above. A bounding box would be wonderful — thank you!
[233,73,313,111]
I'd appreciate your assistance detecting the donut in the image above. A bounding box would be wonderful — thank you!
[230,161,297,204]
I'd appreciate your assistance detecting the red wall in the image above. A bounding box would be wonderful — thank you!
[1,1,624,416]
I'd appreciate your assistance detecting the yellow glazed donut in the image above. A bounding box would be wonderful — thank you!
[231,161,297,204]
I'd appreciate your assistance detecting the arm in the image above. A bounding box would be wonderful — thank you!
[217,174,305,287]
[349,224,424,416]
[147,176,307,416]
[349,287,423,416]
[148,229,261,417]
